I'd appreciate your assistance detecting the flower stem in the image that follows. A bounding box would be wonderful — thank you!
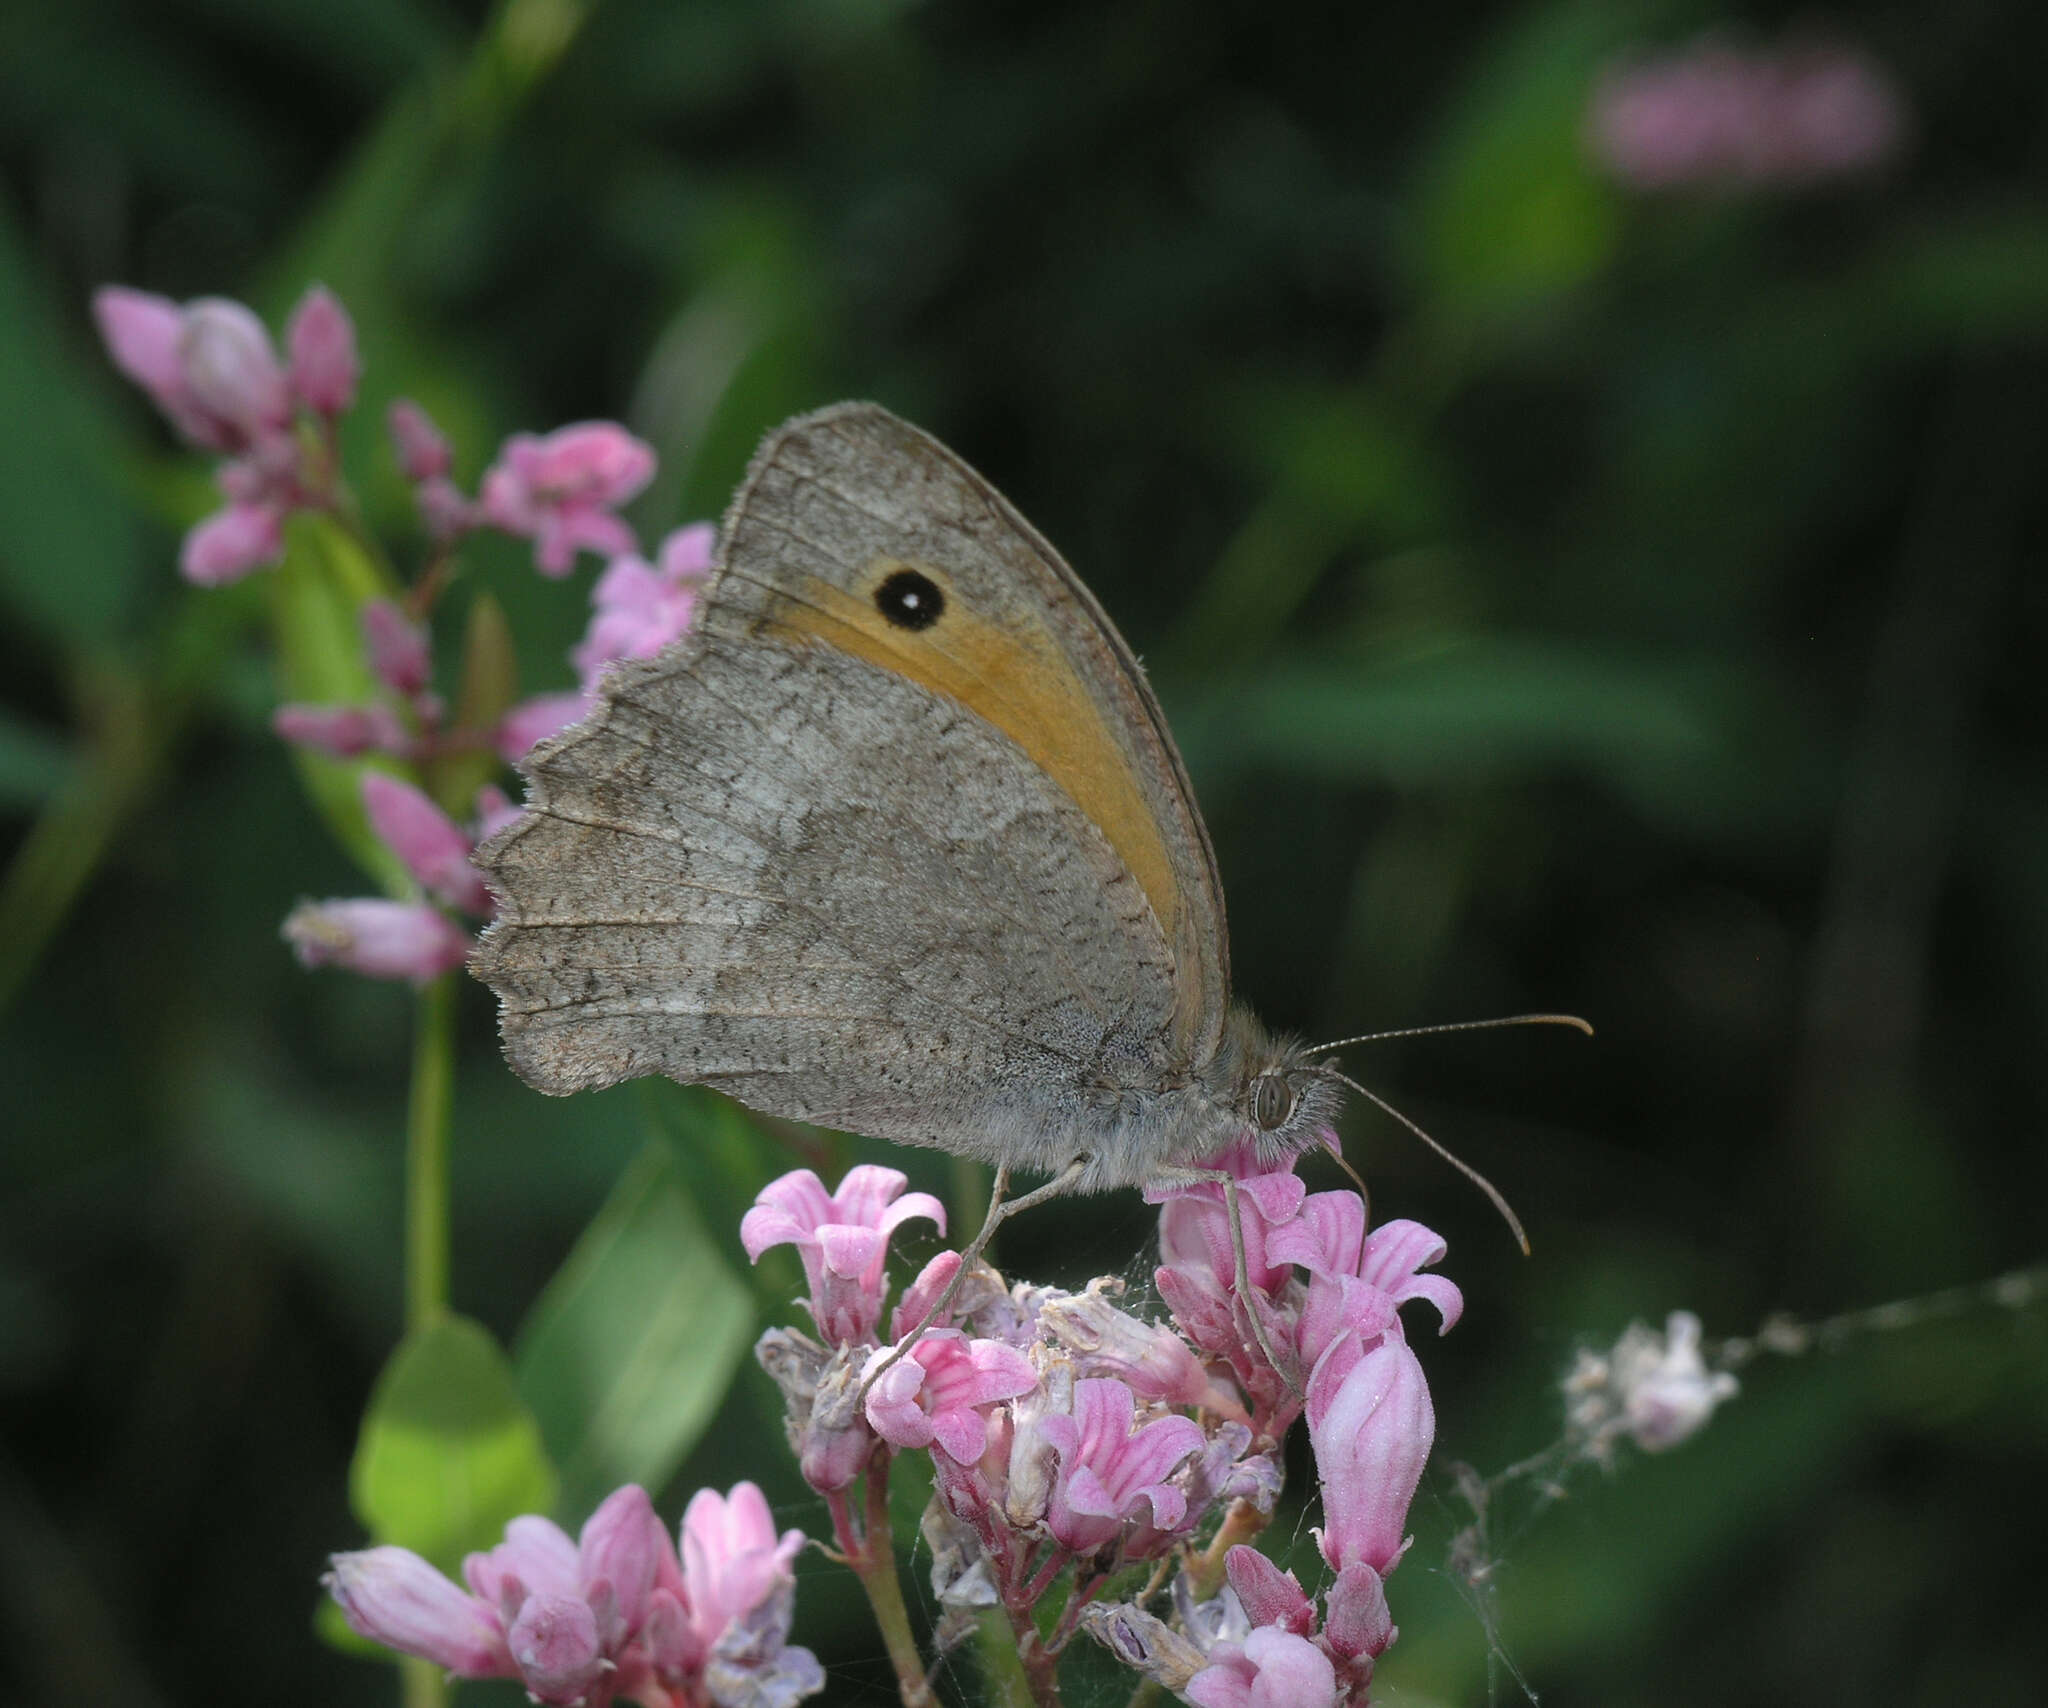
[405,973,457,1327]
[844,1454,936,1708]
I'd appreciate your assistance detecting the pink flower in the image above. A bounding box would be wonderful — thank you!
[361,599,432,699]
[1036,1283,1212,1408]
[862,1329,1037,1463]
[741,1165,946,1346]
[497,690,594,762]
[1269,1200,1461,1376]
[388,399,453,481]
[330,1484,821,1708]
[572,522,714,687]
[325,1546,511,1676]
[666,1482,805,1665]
[1042,1378,1207,1557]
[285,285,358,417]
[1184,1626,1339,1708]
[271,702,410,759]
[360,773,490,915]
[478,422,655,576]
[1587,36,1907,190]
[179,499,285,585]
[1306,1334,1434,1578]
[282,898,469,983]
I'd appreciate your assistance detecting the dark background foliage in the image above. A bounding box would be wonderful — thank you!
[3,1,2046,1704]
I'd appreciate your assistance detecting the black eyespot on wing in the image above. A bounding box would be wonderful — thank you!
[876,567,945,630]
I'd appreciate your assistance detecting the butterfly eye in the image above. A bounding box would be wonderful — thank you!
[875,566,945,631]
[1251,1073,1293,1131]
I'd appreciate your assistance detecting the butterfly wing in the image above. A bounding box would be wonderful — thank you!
[474,404,1231,1174]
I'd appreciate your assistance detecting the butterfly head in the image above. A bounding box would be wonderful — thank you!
[1212,1005,1347,1171]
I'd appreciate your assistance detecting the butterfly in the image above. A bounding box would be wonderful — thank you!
[473,404,1538,1358]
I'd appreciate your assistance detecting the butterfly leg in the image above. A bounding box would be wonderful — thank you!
[1153,1165,1304,1400]
[856,1154,1092,1405]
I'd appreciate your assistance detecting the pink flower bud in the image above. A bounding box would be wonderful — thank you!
[360,772,489,914]
[93,287,212,441]
[388,399,454,481]
[577,1484,665,1637]
[180,501,284,586]
[1222,1545,1314,1635]
[417,475,474,540]
[360,599,433,698]
[178,298,290,440]
[507,1592,605,1705]
[285,285,359,416]
[1307,1335,1433,1578]
[324,1546,509,1675]
[271,702,410,759]
[282,898,470,983]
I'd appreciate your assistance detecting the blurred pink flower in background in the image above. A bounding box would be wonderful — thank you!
[479,421,656,575]
[1588,35,1908,190]
[281,897,470,985]
[94,284,361,584]
[573,522,715,685]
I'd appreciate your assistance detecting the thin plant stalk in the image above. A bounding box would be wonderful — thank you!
[405,972,457,1327]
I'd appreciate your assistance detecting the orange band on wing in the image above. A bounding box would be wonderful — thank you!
[760,560,1181,950]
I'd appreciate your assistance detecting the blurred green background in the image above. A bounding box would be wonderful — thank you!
[4,0,2046,1704]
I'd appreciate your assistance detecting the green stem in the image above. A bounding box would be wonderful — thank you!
[405,974,457,1327]
[849,1456,936,1708]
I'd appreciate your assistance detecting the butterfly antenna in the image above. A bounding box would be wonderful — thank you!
[1308,1013,1593,1053]
[1315,1065,1531,1256]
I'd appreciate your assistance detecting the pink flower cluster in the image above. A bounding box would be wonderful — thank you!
[94,280,716,988]
[95,285,358,583]
[744,1145,1459,1703]
[1587,35,1909,191]
[326,1481,821,1708]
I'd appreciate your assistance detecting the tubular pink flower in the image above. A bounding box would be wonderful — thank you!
[465,1512,583,1609]
[1184,1626,1339,1708]
[572,522,714,687]
[478,422,655,577]
[361,599,433,698]
[360,772,490,915]
[93,288,205,438]
[282,898,470,983]
[862,1330,1037,1463]
[741,1165,946,1345]
[271,702,410,759]
[1037,1284,1212,1408]
[1042,1378,1206,1557]
[674,1482,806,1662]
[325,1545,511,1676]
[179,500,284,586]
[285,285,359,417]
[497,690,594,762]
[388,398,454,481]
[1307,1334,1434,1578]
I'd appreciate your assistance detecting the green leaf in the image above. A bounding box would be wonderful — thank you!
[265,512,409,889]
[428,590,519,813]
[515,1141,755,1516]
[0,715,72,813]
[0,196,147,643]
[351,1313,558,1569]
[1408,0,1627,324]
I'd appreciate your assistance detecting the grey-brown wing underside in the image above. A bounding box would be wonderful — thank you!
[473,631,1180,1172]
